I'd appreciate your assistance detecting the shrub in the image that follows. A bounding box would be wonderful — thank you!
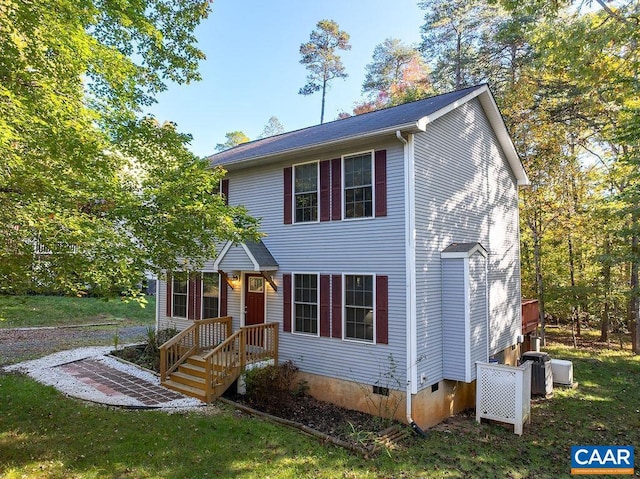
[243,360,300,414]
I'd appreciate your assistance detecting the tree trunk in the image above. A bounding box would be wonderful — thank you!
[455,33,462,89]
[599,235,611,342]
[532,214,546,345]
[630,211,639,354]
[568,236,581,337]
[320,77,327,124]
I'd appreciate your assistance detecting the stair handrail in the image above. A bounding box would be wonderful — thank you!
[199,322,279,401]
[159,316,232,381]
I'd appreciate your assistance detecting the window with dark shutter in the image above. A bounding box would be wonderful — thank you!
[320,160,331,222]
[344,274,374,341]
[331,158,341,221]
[165,273,172,317]
[376,275,388,344]
[293,163,318,223]
[283,273,292,332]
[374,150,387,217]
[222,179,229,206]
[202,273,220,319]
[320,274,330,336]
[293,273,318,335]
[284,167,292,224]
[331,274,342,338]
[344,152,373,219]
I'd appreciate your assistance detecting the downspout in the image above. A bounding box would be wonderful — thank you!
[396,130,427,437]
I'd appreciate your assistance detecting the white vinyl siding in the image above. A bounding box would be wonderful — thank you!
[413,98,521,386]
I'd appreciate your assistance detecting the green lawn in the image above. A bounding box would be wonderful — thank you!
[0,295,155,328]
[1,329,638,478]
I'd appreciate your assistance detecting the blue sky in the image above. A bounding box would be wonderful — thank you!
[147,0,426,158]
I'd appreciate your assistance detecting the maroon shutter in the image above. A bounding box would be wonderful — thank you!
[375,150,387,217]
[284,167,292,224]
[320,160,331,222]
[376,275,388,344]
[331,274,342,339]
[219,278,228,316]
[193,275,202,320]
[320,274,330,337]
[331,158,341,220]
[283,273,292,332]
[166,273,172,317]
[221,179,229,206]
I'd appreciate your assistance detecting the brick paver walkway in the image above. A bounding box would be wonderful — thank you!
[59,358,187,406]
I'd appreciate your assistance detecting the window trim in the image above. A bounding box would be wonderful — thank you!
[292,160,320,224]
[342,273,376,344]
[292,272,321,337]
[201,272,221,319]
[342,150,375,221]
[171,275,189,319]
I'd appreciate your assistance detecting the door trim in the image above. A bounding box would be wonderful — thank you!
[241,272,268,327]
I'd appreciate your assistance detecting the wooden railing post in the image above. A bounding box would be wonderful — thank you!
[273,323,279,365]
[194,320,201,355]
[160,347,167,381]
[240,329,246,370]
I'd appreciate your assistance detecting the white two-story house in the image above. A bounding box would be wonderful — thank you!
[156,84,529,428]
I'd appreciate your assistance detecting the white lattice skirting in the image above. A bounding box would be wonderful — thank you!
[476,361,532,435]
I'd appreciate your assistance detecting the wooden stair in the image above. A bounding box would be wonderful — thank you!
[163,354,241,402]
[159,320,279,403]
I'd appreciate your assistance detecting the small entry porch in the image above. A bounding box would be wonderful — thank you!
[159,317,278,402]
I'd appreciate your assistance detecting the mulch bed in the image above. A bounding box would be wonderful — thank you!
[112,343,408,454]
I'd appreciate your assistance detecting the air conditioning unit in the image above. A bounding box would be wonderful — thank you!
[551,359,573,386]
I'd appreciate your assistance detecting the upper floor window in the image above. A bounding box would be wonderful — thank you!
[172,276,188,318]
[343,152,373,219]
[202,273,220,319]
[294,273,318,335]
[344,274,374,342]
[294,162,318,222]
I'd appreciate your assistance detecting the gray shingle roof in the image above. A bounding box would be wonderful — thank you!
[244,240,278,270]
[442,242,485,254]
[208,85,486,166]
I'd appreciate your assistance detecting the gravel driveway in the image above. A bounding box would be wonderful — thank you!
[0,324,149,367]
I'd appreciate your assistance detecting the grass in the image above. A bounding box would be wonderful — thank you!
[1,327,638,478]
[0,295,155,328]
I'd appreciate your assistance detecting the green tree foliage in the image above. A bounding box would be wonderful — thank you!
[0,0,260,299]
[298,19,351,124]
[258,116,285,139]
[363,38,432,102]
[422,0,640,350]
[419,0,502,90]
[215,131,251,152]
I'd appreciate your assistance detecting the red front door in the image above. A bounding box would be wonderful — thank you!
[244,274,265,326]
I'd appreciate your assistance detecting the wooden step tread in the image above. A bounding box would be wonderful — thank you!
[178,362,207,376]
[163,380,207,399]
[171,371,206,384]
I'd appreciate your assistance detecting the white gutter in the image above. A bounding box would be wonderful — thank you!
[397,130,423,434]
